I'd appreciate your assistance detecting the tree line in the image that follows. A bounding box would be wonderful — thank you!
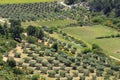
[65,0,120,17]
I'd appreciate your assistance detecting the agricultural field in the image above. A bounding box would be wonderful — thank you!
[0,1,64,21]
[2,26,120,80]
[0,0,55,4]
[63,25,120,59]
[0,0,120,80]
[22,19,76,28]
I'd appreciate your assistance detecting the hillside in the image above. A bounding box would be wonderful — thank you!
[0,0,120,80]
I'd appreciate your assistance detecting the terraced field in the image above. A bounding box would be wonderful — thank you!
[0,0,55,4]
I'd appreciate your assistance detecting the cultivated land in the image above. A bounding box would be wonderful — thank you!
[63,25,120,59]
[0,0,55,4]
[22,19,76,28]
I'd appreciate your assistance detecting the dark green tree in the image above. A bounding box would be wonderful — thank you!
[27,25,36,36]
[10,25,23,41]
[51,43,58,52]
[7,57,16,67]
[35,27,44,40]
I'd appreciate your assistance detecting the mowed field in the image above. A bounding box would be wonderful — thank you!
[0,0,55,4]
[63,25,120,59]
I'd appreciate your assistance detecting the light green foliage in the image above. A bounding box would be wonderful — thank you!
[0,0,55,4]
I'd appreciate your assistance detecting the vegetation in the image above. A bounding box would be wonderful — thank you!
[0,0,120,80]
[0,0,55,4]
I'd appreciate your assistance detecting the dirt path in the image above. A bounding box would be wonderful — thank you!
[110,56,120,61]
[3,44,27,62]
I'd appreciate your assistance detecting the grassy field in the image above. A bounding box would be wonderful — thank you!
[0,0,55,4]
[63,25,120,59]
[22,19,76,28]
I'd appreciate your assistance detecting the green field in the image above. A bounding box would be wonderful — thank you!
[0,0,55,4]
[22,19,76,28]
[63,25,120,59]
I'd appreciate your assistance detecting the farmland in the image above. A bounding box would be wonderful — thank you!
[0,0,55,4]
[63,25,120,58]
[0,0,120,80]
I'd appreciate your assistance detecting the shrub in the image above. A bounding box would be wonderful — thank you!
[17,61,23,66]
[60,71,66,77]
[27,67,34,74]
[7,57,16,67]
[71,48,76,54]
[64,59,72,67]
[32,54,38,60]
[26,36,37,44]
[53,60,59,67]
[48,70,56,78]
[29,60,36,67]
[47,57,54,63]
[116,23,120,28]
[13,67,24,74]
[14,52,21,58]
[92,16,104,24]
[47,64,53,70]
[54,67,59,74]
[67,56,75,62]
[24,57,31,63]
[51,43,58,52]
[80,76,85,80]
[44,49,51,56]
[42,60,49,67]
[35,64,41,70]
[104,20,113,27]
[81,48,91,54]
[31,74,40,80]
[66,75,73,80]
[36,57,43,63]
[40,68,47,74]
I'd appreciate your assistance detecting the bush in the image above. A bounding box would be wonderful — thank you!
[32,74,40,80]
[17,61,23,66]
[14,52,21,58]
[13,67,24,74]
[60,71,66,77]
[40,68,47,74]
[42,60,49,67]
[29,60,36,67]
[44,49,51,56]
[26,36,37,44]
[7,57,16,67]
[81,48,91,54]
[36,57,43,63]
[104,20,113,27]
[47,57,54,63]
[116,23,120,28]
[92,16,104,24]
[24,57,31,63]
[48,70,56,78]
[51,43,58,52]
[66,75,73,80]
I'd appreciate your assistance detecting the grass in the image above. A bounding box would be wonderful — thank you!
[22,19,76,28]
[63,25,120,59]
[0,0,55,4]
